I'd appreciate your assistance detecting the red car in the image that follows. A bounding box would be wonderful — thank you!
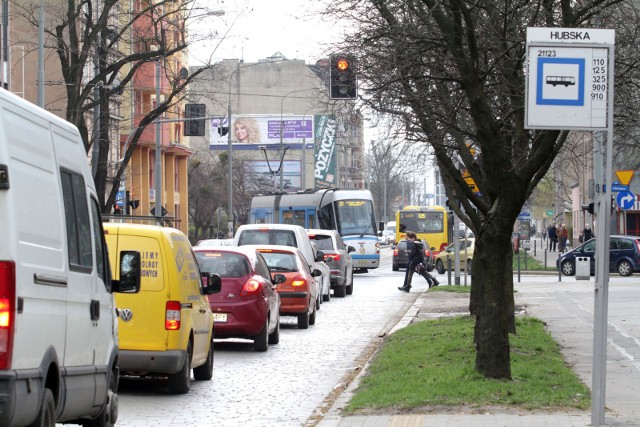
[193,246,282,352]
[253,245,321,329]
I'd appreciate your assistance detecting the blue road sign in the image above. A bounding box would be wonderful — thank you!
[616,191,635,210]
[536,57,585,106]
[611,183,629,192]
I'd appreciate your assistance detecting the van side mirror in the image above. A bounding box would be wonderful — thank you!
[202,273,222,295]
[315,250,325,262]
[347,246,356,253]
[311,269,322,277]
[113,251,141,293]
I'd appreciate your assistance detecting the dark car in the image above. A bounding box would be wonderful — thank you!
[557,235,640,276]
[392,239,435,272]
[307,229,355,298]
[193,246,282,352]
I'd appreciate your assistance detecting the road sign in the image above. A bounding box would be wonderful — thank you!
[615,170,634,186]
[525,27,614,130]
[616,191,634,210]
[546,210,554,217]
[518,212,531,219]
[461,169,480,194]
[611,183,628,192]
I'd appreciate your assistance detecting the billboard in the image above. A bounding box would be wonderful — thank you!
[314,115,337,188]
[210,114,313,149]
[245,160,302,192]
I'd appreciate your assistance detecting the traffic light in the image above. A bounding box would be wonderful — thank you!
[329,53,357,100]
[582,202,595,215]
[184,104,206,136]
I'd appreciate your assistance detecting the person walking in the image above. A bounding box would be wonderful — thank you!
[398,231,439,292]
[548,224,557,251]
[559,224,569,252]
[583,225,593,242]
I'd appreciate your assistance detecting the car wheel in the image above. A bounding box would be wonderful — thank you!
[561,259,575,276]
[30,388,55,427]
[193,338,214,381]
[346,270,354,295]
[309,303,317,326]
[334,283,346,298]
[427,262,434,272]
[392,262,399,271]
[297,310,310,329]
[617,260,633,276]
[168,341,191,394]
[83,368,118,427]
[268,315,280,345]
[466,260,472,275]
[323,288,331,302]
[254,318,269,352]
[436,259,445,275]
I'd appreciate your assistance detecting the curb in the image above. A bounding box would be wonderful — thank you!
[315,291,428,427]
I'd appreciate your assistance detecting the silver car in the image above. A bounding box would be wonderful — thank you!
[307,229,355,298]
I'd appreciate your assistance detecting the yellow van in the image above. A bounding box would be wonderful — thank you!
[103,223,221,394]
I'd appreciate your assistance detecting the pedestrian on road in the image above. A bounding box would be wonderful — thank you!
[398,231,439,292]
[548,224,557,251]
[583,225,593,242]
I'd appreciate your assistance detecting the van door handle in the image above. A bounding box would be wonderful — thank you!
[90,300,100,321]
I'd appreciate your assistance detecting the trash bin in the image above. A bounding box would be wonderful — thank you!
[575,256,590,281]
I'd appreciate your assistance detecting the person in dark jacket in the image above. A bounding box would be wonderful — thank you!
[398,231,439,292]
[547,224,557,251]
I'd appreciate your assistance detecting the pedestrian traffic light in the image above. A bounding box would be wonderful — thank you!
[329,53,357,100]
[184,103,206,137]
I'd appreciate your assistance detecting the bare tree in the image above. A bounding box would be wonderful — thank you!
[15,0,222,212]
[325,0,640,379]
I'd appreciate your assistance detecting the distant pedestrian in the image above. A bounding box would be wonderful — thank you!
[583,225,592,242]
[548,224,557,251]
[558,224,568,252]
[398,231,438,292]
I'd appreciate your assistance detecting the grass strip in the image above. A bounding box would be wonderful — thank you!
[345,315,590,413]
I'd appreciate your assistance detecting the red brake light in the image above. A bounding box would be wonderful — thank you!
[440,243,448,253]
[324,254,340,262]
[393,248,399,256]
[0,261,15,370]
[424,249,431,257]
[291,275,308,287]
[240,279,262,296]
[165,301,181,330]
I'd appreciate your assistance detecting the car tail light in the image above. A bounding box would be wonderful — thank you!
[240,279,262,296]
[291,275,307,287]
[424,249,431,258]
[324,253,340,262]
[440,243,448,253]
[635,239,640,253]
[165,301,181,330]
[393,248,399,256]
[0,261,16,370]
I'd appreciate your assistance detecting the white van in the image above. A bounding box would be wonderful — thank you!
[0,89,141,426]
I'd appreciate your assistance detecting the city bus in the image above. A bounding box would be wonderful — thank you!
[250,189,380,271]
[395,205,453,254]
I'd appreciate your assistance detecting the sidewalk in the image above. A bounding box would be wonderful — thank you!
[316,290,593,427]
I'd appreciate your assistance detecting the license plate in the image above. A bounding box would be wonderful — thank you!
[357,260,368,265]
[213,313,227,323]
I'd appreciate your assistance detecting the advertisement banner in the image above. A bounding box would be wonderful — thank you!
[210,114,313,149]
[245,160,302,192]
[314,115,337,188]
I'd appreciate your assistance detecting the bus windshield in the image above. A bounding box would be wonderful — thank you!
[336,199,376,236]
[398,211,444,234]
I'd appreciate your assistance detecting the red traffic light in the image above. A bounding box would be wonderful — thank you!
[336,58,350,71]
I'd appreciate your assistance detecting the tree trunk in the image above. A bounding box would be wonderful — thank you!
[472,229,514,379]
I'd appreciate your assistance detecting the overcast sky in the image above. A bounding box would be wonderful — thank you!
[190,0,342,65]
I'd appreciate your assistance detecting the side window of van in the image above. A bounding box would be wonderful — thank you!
[61,169,93,272]
[90,199,108,283]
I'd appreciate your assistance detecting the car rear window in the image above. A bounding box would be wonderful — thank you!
[238,230,297,247]
[195,252,250,278]
[309,234,333,251]
[259,251,298,272]
[397,241,407,250]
